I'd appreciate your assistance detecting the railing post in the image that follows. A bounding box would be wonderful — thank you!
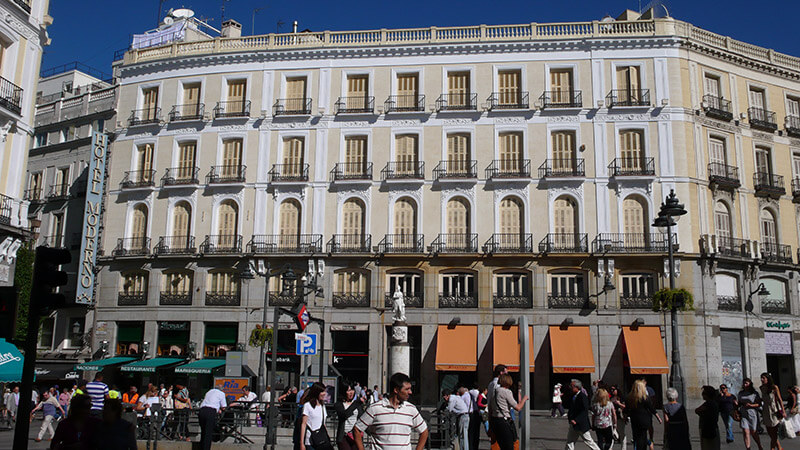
[323,30,330,46]
[213,37,221,53]
[531,22,537,38]
[380,28,387,44]
[479,24,486,41]
[768,49,775,63]
[171,42,178,57]
[592,20,599,36]
[430,26,437,42]
[724,36,732,50]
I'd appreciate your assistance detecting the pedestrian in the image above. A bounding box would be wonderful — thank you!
[51,395,101,449]
[488,373,528,450]
[789,385,800,436]
[487,364,508,410]
[626,379,662,450]
[591,388,616,450]
[354,372,429,450]
[136,385,160,418]
[85,373,109,417]
[30,390,65,442]
[663,387,691,450]
[236,385,258,425]
[372,385,380,404]
[108,385,120,400]
[93,398,137,450]
[354,382,362,400]
[477,387,489,433]
[718,383,738,443]
[173,382,191,441]
[198,386,227,450]
[443,388,470,450]
[6,386,19,423]
[737,378,764,450]
[334,381,363,450]
[260,385,272,426]
[299,382,333,450]
[552,383,566,417]
[31,387,39,411]
[565,379,600,450]
[159,386,174,432]
[467,384,481,450]
[696,386,721,450]
[609,385,627,449]
[759,372,785,450]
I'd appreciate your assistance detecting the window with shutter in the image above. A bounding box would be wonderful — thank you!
[397,74,418,109]
[210,271,238,295]
[447,133,470,174]
[131,205,148,247]
[749,88,765,110]
[222,139,242,178]
[709,137,726,166]
[760,209,777,245]
[787,97,800,118]
[704,75,720,100]
[616,66,641,103]
[447,72,470,107]
[137,144,154,182]
[550,69,573,104]
[283,138,304,176]
[177,142,196,180]
[619,130,644,171]
[393,198,417,249]
[335,271,368,295]
[342,198,365,238]
[172,202,191,239]
[755,146,771,175]
[622,196,646,247]
[344,136,367,175]
[286,77,307,112]
[446,197,470,249]
[499,197,523,235]
[714,202,732,241]
[182,83,201,116]
[498,70,521,105]
[51,213,64,246]
[279,199,301,248]
[227,79,247,113]
[499,132,522,173]
[142,87,158,120]
[395,134,418,175]
[346,75,368,110]
[217,201,238,248]
[792,153,800,180]
[29,173,42,198]
[552,131,576,171]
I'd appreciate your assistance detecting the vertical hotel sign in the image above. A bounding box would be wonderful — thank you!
[75,132,108,304]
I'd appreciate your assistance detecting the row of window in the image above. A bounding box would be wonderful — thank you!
[33,119,105,148]
[112,321,238,358]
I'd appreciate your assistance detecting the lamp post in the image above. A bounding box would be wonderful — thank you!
[652,189,687,402]
[745,282,770,375]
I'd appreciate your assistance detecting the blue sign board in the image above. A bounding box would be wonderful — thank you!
[75,132,108,304]
[295,333,317,355]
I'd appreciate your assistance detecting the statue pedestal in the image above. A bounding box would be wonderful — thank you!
[390,322,410,377]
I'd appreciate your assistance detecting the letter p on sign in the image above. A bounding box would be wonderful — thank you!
[295,333,317,355]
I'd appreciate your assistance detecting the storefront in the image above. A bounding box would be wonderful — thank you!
[116,322,145,355]
[34,362,81,384]
[720,329,745,391]
[204,323,237,358]
[548,325,594,409]
[435,324,477,394]
[265,329,302,391]
[119,357,185,388]
[621,326,669,407]
[764,324,796,389]
[331,326,369,387]
[157,322,190,356]
[175,358,226,395]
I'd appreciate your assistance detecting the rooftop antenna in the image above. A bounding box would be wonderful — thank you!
[220,0,230,25]
[157,0,168,26]
[252,7,265,35]
[276,19,285,33]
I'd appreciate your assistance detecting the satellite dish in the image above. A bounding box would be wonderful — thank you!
[163,16,174,25]
[172,8,195,19]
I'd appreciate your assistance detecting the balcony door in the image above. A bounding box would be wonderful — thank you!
[227,80,247,112]
[620,130,644,172]
[283,137,304,177]
[616,65,641,103]
[397,74,418,109]
[499,197,523,247]
[395,134,418,175]
[709,137,727,167]
[137,144,154,182]
[217,201,239,247]
[164,271,192,296]
[393,198,417,249]
[446,197,470,238]
[182,83,201,116]
[131,205,148,247]
[142,87,158,120]
[222,139,242,178]
[622,196,647,247]
[552,131,576,172]
[210,271,238,296]
[704,75,721,101]
[793,154,800,181]
[760,209,777,246]
[279,199,301,248]
[714,201,732,241]
[344,136,367,176]
[342,198,365,244]
[172,201,192,240]
[441,273,474,297]
[499,132,522,173]
[335,270,369,297]
[286,77,307,110]
[177,142,196,180]
[553,196,578,249]
[447,133,470,174]
[550,69,573,104]
[749,88,765,110]
[549,272,584,299]
[346,75,368,110]
[755,146,771,178]
[447,71,470,107]
[498,70,521,105]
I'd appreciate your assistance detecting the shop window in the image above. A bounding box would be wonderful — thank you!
[204,322,238,358]
[157,322,190,356]
[38,318,54,349]
[116,321,144,355]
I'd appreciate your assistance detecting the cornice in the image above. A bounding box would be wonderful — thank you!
[0,3,40,42]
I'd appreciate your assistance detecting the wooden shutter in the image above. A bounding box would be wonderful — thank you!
[344,136,366,175]
[137,143,153,175]
[448,72,470,106]
[755,147,770,175]
[704,76,720,98]
[499,132,522,172]
[749,89,765,110]
[342,199,365,237]
[499,197,523,237]
[622,197,646,235]
[709,137,726,166]
[760,210,777,245]
[395,134,418,175]
[283,138,304,176]
[182,83,200,116]
[346,75,368,110]
[143,88,158,120]
[447,134,470,173]
[227,79,246,111]
[279,200,301,248]
[217,202,238,243]
[51,214,64,244]
[397,74,418,109]
[131,205,148,242]
[787,97,800,118]
[714,202,731,240]
[286,77,306,99]
[178,142,196,179]
[222,139,242,177]
[793,154,800,179]
[172,202,191,237]
[620,130,643,171]
[446,198,469,235]
[616,66,640,102]
[498,70,520,105]
[552,131,575,171]
[550,69,572,104]
[553,197,576,235]
[394,198,417,238]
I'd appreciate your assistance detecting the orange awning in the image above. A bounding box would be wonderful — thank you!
[622,326,669,375]
[492,326,534,372]
[549,325,595,374]
[435,325,477,371]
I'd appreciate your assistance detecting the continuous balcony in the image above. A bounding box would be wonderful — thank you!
[608,157,655,177]
[118,291,147,306]
[487,91,529,110]
[332,293,370,308]
[592,233,671,253]
[205,292,241,306]
[0,194,10,226]
[433,160,477,180]
[128,108,160,126]
[760,242,793,264]
[206,165,246,184]
[548,295,592,309]
[493,294,532,308]
[213,100,250,118]
[112,237,151,257]
[483,233,533,253]
[761,298,790,315]
[273,98,312,116]
[327,234,372,253]
[247,234,323,254]
[330,162,372,181]
[46,184,71,201]
[120,170,156,189]
[377,234,425,253]
[705,235,753,259]
[753,173,785,199]
[269,291,302,307]
[787,116,800,138]
[539,233,589,253]
[269,164,309,182]
[708,162,740,191]
[384,293,424,308]
[24,188,43,203]
[168,103,204,121]
[702,95,733,121]
[438,294,478,308]
[540,90,582,109]
[429,233,478,253]
[384,95,425,113]
[748,107,778,132]
[153,236,196,255]
[200,235,243,254]
[620,295,654,309]
[159,292,192,306]
[335,96,374,114]
[381,161,424,180]
[0,76,23,115]
[717,295,741,312]
[538,159,585,178]
[606,89,650,107]
[435,93,478,112]
[161,167,199,186]
[485,159,531,179]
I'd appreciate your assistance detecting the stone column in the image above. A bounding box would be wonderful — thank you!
[390,321,410,378]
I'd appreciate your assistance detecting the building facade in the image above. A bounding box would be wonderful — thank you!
[92,10,800,406]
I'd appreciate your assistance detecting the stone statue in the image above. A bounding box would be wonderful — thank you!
[392,289,407,323]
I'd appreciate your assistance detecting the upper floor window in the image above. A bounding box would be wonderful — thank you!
[335,270,369,295]
[142,87,159,121]
[394,134,418,174]
[50,213,64,245]
[714,201,732,240]
[447,133,471,165]
[549,272,584,298]
[760,209,777,245]
[28,172,42,198]
[550,69,574,103]
[61,125,77,142]
[388,272,422,298]
[342,198,366,237]
[755,146,772,175]
[163,270,193,295]
[278,199,301,239]
[181,82,201,117]
[136,143,154,183]
[226,79,247,111]
[709,136,727,166]
[494,272,529,297]
[121,271,148,295]
[282,137,305,174]
[447,71,470,107]
[396,73,419,109]
[441,272,475,297]
[34,132,47,148]
[786,95,800,119]
[67,318,85,348]
[172,201,192,237]
[345,74,369,110]
[208,271,239,295]
[221,138,243,178]
[446,197,470,235]
[749,87,766,110]
[54,167,70,189]
[343,136,368,174]
[620,273,655,299]
[130,204,149,241]
[616,65,642,101]
[176,141,196,180]
[619,130,645,171]
[286,77,307,101]
[497,69,522,105]
[704,74,721,99]
[38,317,54,349]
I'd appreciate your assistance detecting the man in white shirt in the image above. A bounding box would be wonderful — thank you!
[198,387,226,450]
[235,385,258,425]
[486,364,508,439]
[355,373,428,450]
[443,389,470,450]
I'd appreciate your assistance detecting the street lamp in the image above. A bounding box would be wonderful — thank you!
[652,189,687,402]
[744,282,770,375]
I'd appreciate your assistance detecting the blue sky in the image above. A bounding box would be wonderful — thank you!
[41,0,800,77]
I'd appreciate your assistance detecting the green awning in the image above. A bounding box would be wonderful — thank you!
[174,359,225,374]
[119,357,185,373]
[158,330,190,346]
[0,338,24,382]
[117,324,144,342]
[75,356,137,372]
[205,324,237,344]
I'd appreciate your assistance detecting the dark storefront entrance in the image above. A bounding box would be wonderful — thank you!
[765,331,796,390]
[332,328,369,386]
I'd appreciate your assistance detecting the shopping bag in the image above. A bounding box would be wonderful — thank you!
[780,418,796,439]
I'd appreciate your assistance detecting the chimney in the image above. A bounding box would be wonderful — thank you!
[293,20,298,33]
[221,19,242,38]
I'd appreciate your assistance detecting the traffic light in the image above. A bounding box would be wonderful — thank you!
[31,246,71,316]
[0,287,18,339]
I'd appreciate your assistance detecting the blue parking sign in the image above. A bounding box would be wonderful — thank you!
[295,333,317,355]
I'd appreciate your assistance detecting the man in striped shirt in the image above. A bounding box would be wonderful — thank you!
[354,372,428,450]
[85,373,109,416]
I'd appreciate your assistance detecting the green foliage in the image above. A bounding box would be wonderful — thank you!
[13,246,35,340]
[248,326,273,349]
[652,288,694,312]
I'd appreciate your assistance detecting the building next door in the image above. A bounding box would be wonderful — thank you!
[764,331,796,390]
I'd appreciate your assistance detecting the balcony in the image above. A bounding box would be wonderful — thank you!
[153,236,196,255]
[748,107,778,132]
[377,234,425,253]
[335,96,374,114]
[381,161,424,180]
[608,157,655,177]
[761,299,790,315]
[429,233,478,253]
[538,159,585,178]
[269,164,309,183]
[435,93,478,111]
[327,234,372,253]
[433,160,478,180]
[548,295,592,309]
[787,116,800,138]
[487,91,529,110]
[760,242,793,264]
[0,76,22,115]
[12,0,30,14]
[46,184,71,201]
[41,234,65,248]
[753,172,785,199]
[620,295,654,310]
[128,107,160,126]
[247,234,323,254]
[0,194,10,226]
[159,292,192,306]
[200,235,243,254]
[205,292,241,306]
[273,98,312,116]
[269,291,303,307]
[332,293,370,308]
[168,103,205,121]
[708,162,740,191]
[213,100,250,118]
[485,159,531,179]
[540,90,582,109]
[384,95,425,113]
[438,294,478,308]
[24,188,43,203]
[702,95,733,121]
[483,233,533,253]
[206,165,246,184]
[330,162,372,181]
[112,237,151,257]
[592,233,671,253]
[118,292,147,306]
[717,295,741,312]
[606,89,650,107]
[710,236,753,259]
[538,233,589,253]
[161,167,199,186]
[384,293,424,308]
[493,295,532,308]
[120,170,156,189]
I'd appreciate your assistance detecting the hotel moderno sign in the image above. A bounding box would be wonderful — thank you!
[75,132,108,305]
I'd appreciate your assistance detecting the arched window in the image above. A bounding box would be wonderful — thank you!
[498,196,524,250]
[217,200,239,250]
[131,204,148,247]
[714,201,732,241]
[760,209,777,245]
[622,196,647,248]
[393,198,418,250]
[172,201,192,238]
[446,197,471,250]
[553,196,579,250]
[278,199,301,248]
[341,198,366,251]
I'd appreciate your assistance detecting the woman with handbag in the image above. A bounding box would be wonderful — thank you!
[333,382,363,450]
[760,373,785,450]
[489,373,528,450]
[590,388,617,450]
[300,382,334,450]
[663,387,691,450]
[737,378,764,450]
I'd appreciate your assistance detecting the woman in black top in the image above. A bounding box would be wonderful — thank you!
[696,386,721,450]
[626,380,662,450]
[333,382,363,450]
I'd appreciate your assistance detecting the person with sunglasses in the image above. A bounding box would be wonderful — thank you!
[718,384,738,444]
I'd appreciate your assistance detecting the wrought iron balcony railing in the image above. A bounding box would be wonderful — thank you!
[112,237,151,256]
[592,233,671,253]
[0,194,10,226]
[438,294,478,308]
[154,236,196,255]
[168,103,205,121]
[327,234,372,253]
[493,295,532,308]
[433,160,478,180]
[335,96,374,114]
[120,170,156,189]
[620,295,654,309]
[485,159,531,179]
[708,162,740,190]
[606,89,650,107]
[206,165,246,184]
[46,183,71,200]
[385,94,425,113]
[213,100,250,118]
[753,172,785,198]
[205,292,241,306]
[538,159,585,178]
[713,236,753,259]
[118,291,147,306]
[483,233,533,253]
[384,293,424,308]
[717,295,741,312]
[608,157,655,176]
[273,98,312,116]
[540,90,583,108]
[247,234,323,254]
[435,93,478,111]
[159,292,192,306]
[429,233,478,253]
[487,91,529,110]
[0,76,22,115]
[128,107,160,126]
[333,293,371,308]
[269,291,303,307]
[760,241,793,264]
[269,164,309,182]
[377,234,425,253]
[748,107,778,131]
[787,115,800,138]
[24,188,43,203]
[330,162,372,181]
[200,235,243,254]
[548,295,592,309]
[538,233,589,253]
[702,94,733,121]
[381,161,424,180]
[761,299,790,315]
[161,167,199,186]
